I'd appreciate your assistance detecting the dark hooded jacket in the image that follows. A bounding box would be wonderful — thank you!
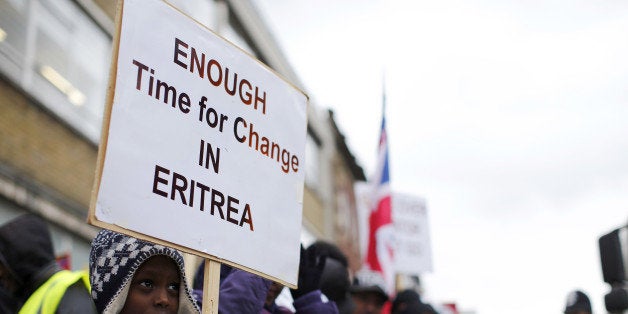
[0,284,20,313]
[192,246,339,314]
[0,214,96,313]
[217,268,338,314]
[319,258,355,314]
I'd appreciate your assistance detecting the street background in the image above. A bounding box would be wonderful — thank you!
[255,0,628,313]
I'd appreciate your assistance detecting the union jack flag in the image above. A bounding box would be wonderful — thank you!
[365,94,395,294]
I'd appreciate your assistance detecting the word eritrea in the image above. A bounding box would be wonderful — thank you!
[152,164,254,231]
[173,38,267,114]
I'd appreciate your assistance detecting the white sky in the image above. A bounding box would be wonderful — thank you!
[254,1,628,313]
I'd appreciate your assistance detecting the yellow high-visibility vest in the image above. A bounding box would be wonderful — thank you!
[19,270,91,314]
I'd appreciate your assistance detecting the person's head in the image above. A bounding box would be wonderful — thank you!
[350,271,388,314]
[351,289,388,314]
[307,241,349,268]
[307,241,355,313]
[89,229,199,314]
[121,255,182,313]
[564,290,592,314]
[0,214,56,301]
[391,289,421,314]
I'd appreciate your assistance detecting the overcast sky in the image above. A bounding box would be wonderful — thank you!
[254,1,628,313]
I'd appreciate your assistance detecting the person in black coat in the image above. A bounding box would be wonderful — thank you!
[0,213,97,313]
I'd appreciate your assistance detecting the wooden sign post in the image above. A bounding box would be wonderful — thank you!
[203,259,221,313]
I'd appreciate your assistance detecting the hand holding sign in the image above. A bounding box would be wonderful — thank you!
[290,245,327,300]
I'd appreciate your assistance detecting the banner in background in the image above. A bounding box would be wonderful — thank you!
[392,193,433,274]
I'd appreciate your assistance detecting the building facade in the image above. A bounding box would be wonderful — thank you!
[0,0,366,277]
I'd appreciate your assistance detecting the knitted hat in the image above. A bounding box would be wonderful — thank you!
[564,290,592,314]
[89,229,200,313]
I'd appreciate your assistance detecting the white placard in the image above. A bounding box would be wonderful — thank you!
[392,193,433,274]
[355,184,433,275]
[91,0,307,286]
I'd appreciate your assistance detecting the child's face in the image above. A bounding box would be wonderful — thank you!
[121,255,181,314]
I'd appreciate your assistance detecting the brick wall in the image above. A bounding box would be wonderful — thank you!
[0,78,98,208]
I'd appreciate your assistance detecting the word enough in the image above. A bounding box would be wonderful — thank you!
[173,38,267,114]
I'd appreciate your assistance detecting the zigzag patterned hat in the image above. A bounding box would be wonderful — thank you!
[89,229,200,314]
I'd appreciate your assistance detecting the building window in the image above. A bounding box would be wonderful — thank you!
[0,0,111,143]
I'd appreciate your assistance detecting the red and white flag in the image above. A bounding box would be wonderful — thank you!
[364,100,395,294]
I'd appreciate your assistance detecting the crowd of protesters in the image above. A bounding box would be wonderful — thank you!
[0,213,446,313]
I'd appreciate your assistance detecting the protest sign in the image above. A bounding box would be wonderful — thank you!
[89,0,307,288]
[392,193,433,274]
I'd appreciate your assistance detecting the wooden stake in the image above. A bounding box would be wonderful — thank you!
[202,259,221,314]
